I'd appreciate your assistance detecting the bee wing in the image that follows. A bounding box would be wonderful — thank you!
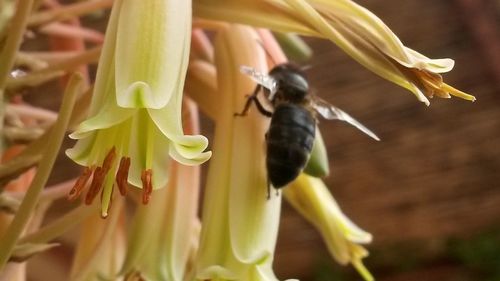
[240,65,278,98]
[312,98,380,141]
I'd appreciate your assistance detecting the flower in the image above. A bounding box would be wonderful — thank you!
[193,0,476,105]
[69,199,126,281]
[119,100,202,281]
[194,25,282,281]
[285,174,374,281]
[66,0,211,217]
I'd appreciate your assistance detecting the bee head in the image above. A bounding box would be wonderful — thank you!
[269,63,309,102]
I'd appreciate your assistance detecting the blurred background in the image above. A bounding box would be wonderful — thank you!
[274,0,500,280]
[19,0,500,280]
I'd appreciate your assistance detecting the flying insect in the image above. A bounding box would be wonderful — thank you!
[236,63,379,197]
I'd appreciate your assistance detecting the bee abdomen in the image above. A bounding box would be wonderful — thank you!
[267,104,316,188]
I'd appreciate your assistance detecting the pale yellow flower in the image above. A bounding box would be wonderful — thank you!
[193,0,475,105]
[66,0,211,217]
[194,25,283,281]
[286,174,374,281]
[119,101,202,281]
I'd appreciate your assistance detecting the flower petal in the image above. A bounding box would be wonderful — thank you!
[115,0,191,109]
[285,174,373,280]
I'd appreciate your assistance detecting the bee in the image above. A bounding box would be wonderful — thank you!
[235,63,379,197]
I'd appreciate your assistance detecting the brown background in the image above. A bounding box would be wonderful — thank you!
[274,0,500,280]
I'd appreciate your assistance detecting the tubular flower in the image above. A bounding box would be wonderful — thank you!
[119,100,202,281]
[193,0,476,105]
[285,174,373,281]
[69,199,126,281]
[66,0,211,217]
[195,25,282,281]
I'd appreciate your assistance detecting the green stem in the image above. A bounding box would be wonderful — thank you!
[0,0,35,155]
[0,0,35,89]
[0,73,81,270]
[19,204,93,244]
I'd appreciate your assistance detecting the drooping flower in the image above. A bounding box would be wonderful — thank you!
[193,0,476,105]
[69,199,126,281]
[285,174,374,281]
[66,0,211,217]
[119,100,202,281]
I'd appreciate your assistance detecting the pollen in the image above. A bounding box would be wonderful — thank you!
[141,169,153,204]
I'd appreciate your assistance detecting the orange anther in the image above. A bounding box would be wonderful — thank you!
[102,147,116,172]
[68,166,94,201]
[141,169,153,204]
[116,157,131,196]
[85,167,105,205]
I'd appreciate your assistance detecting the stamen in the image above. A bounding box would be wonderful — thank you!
[141,169,153,204]
[85,147,117,205]
[85,167,105,205]
[102,147,116,172]
[440,82,476,101]
[68,166,94,201]
[116,157,131,196]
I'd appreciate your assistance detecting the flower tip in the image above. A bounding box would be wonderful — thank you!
[100,211,108,219]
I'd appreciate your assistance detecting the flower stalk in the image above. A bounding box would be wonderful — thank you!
[0,73,81,270]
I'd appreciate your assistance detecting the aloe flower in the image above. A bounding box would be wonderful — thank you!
[194,0,475,105]
[286,174,373,281]
[195,25,282,281]
[119,100,202,281]
[69,200,125,281]
[66,0,211,217]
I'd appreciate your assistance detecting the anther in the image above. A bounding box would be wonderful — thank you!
[102,147,116,172]
[85,167,105,205]
[116,157,131,196]
[68,166,94,201]
[85,148,117,205]
[141,169,153,204]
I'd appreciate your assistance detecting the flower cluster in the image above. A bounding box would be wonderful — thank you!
[0,0,474,280]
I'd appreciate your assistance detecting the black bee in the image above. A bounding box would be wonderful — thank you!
[236,63,379,196]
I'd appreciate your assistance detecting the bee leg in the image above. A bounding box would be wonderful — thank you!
[253,97,273,118]
[275,188,280,197]
[234,85,262,117]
